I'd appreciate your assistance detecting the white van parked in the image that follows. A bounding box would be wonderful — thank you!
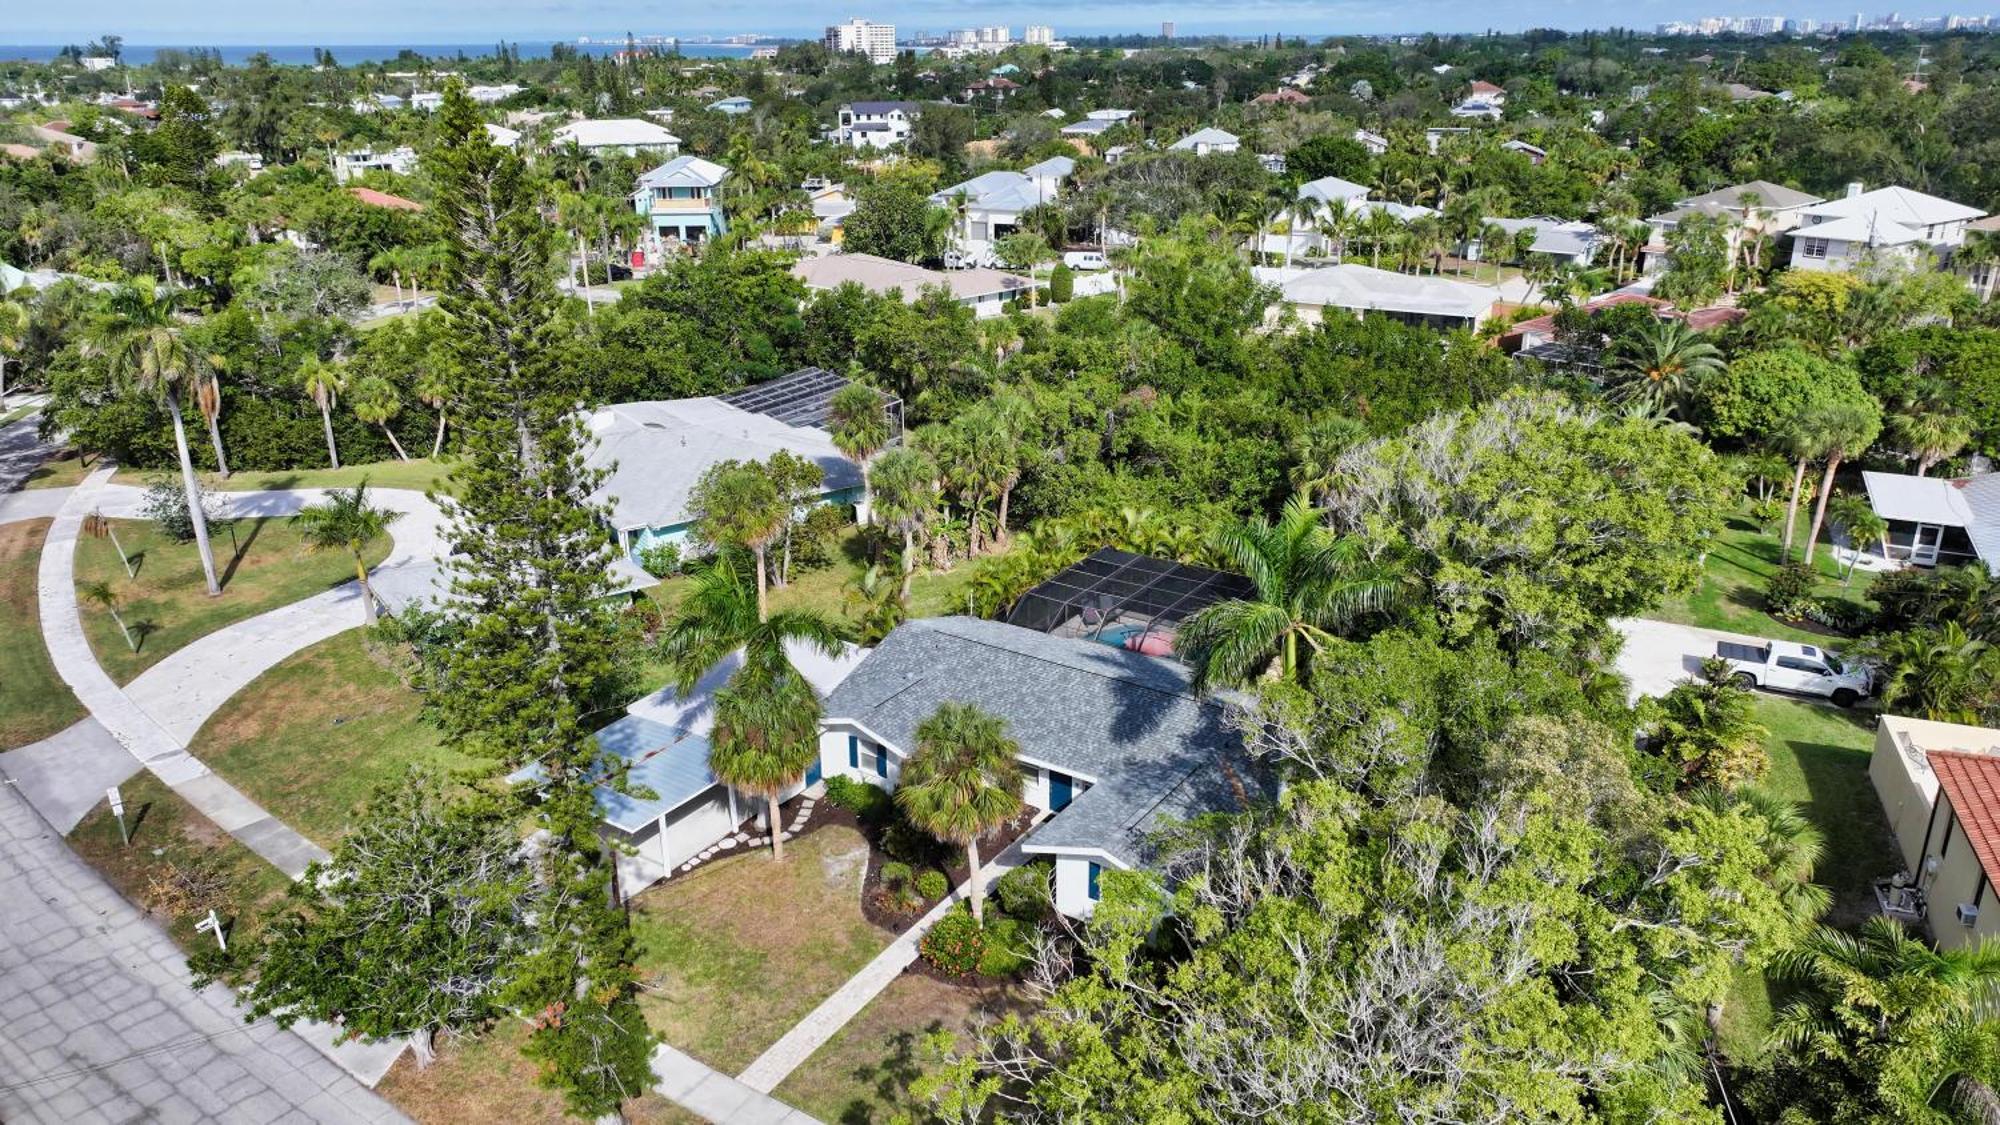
[1062,250,1109,271]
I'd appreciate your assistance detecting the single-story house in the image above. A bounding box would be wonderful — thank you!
[794,253,1031,318]
[1298,175,1371,208]
[1464,216,1602,267]
[1353,128,1389,155]
[331,146,417,184]
[483,123,521,148]
[583,383,866,560]
[553,118,682,157]
[1860,470,2000,571]
[819,616,1265,918]
[1252,88,1310,107]
[1169,127,1240,156]
[1870,715,2000,949]
[1789,183,1986,273]
[1450,98,1503,120]
[1254,264,1499,331]
[348,187,423,212]
[709,96,754,115]
[1501,139,1547,164]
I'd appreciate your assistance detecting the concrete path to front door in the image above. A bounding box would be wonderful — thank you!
[734,831,1035,1094]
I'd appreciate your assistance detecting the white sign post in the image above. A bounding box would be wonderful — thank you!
[107,786,128,847]
[195,910,227,952]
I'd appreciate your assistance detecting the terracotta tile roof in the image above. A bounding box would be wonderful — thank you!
[1682,306,1746,330]
[347,187,424,212]
[1930,750,2000,880]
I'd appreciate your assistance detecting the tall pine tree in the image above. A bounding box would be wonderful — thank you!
[425,81,656,1118]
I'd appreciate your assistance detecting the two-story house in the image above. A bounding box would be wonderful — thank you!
[1788,183,1988,273]
[632,156,730,246]
[931,162,1071,267]
[835,101,921,150]
[1641,179,1824,275]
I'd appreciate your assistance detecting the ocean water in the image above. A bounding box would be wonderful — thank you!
[0,42,767,66]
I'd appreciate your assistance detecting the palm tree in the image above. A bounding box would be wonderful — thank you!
[1176,493,1401,692]
[828,383,891,522]
[1360,207,1402,269]
[1866,622,2000,724]
[692,463,788,621]
[1802,400,1883,566]
[659,551,846,684]
[1287,414,1367,502]
[349,375,409,461]
[301,357,345,470]
[1769,917,2000,1122]
[1777,406,1828,562]
[1828,494,1890,581]
[194,367,229,478]
[1607,318,1725,420]
[293,482,402,625]
[710,659,822,861]
[414,366,451,460]
[843,564,906,646]
[80,579,138,651]
[897,702,1025,925]
[95,281,220,597]
[0,295,28,411]
[1890,409,1972,477]
[868,447,941,599]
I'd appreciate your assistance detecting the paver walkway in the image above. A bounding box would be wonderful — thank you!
[735,833,1033,1094]
[0,782,408,1124]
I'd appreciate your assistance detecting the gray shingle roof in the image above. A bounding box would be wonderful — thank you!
[823,617,1262,866]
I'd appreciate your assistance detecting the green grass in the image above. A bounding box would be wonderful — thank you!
[201,457,453,494]
[645,529,988,628]
[771,972,1028,1124]
[21,447,97,490]
[67,771,292,956]
[1716,696,1900,1065]
[188,630,487,848]
[630,824,894,1073]
[1654,504,1877,643]
[73,516,390,684]
[376,1020,698,1125]
[0,519,85,749]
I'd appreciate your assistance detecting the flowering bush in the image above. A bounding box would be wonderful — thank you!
[915,869,949,901]
[919,905,986,975]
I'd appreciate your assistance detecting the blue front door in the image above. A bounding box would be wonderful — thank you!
[805,757,823,786]
[1049,771,1073,811]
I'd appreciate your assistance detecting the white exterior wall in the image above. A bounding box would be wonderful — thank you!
[1053,855,1097,917]
[819,723,902,789]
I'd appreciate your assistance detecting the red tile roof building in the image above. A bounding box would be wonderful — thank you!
[347,187,424,212]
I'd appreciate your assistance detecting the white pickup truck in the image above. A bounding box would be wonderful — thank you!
[1715,639,1872,706]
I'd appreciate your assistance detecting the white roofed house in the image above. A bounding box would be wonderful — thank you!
[1254,263,1499,331]
[582,368,877,562]
[1258,176,1374,262]
[1168,127,1241,156]
[1789,183,1987,274]
[793,253,1032,319]
[553,117,681,157]
[331,146,417,184]
[1464,216,1603,268]
[1859,470,2000,571]
[1641,179,1823,275]
[835,100,921,150]
[632,155,730,247]
[931,166,1070,268]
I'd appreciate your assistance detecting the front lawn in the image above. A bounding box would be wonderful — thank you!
[0,519,85,749]
[73,515,389,684]
[1654,505,1877,644]
[771,973,1027,1124]
[630,823,895,1074]
[22,447,96,490]
[377,1020,697,1125]
[202,457,453,494]
[645,528,988,630]
[188,630,487,847]
[67,771,291,956]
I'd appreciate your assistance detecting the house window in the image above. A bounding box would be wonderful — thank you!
[1087,862,1102,901]
[848,734,859,769]
[847,735,887,776]
[970,220,990,241]
[1801,238,1829,260]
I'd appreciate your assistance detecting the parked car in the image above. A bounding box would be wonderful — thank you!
[1062,250,1109,271]
[1714,639,1872,706]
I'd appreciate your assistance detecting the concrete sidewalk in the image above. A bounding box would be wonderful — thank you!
[651,1046,820,1125]
[0,718,142,832]
[0,783,408,1124]
[735,834,1032,1094]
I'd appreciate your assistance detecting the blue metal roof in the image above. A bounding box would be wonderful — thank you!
[506,714,722,833]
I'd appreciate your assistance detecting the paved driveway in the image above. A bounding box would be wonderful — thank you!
[1612,617,1773,703]
[0,785,405,1124]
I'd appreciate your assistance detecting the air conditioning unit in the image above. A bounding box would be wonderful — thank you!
[1958,902,1981,927]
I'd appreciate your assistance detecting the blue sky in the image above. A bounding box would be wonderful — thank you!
[0,0,1944,43]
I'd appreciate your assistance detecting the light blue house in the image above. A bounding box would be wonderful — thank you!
[584,369,886,562]
[631,155,730,245]
[708,95,754,115]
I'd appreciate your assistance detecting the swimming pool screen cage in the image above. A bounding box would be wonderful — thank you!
[719,366,904,438]
[1003,548,1256,637]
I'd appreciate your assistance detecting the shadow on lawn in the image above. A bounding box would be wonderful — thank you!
[216,516,269,590]
[1782,710,1902,927]
[838,1024,942,1125]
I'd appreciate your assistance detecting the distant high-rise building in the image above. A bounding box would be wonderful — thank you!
[825,18,897,65]
[1025,24,1056,44]
[1853,11,1864,29]
[1162,21,1175,38]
